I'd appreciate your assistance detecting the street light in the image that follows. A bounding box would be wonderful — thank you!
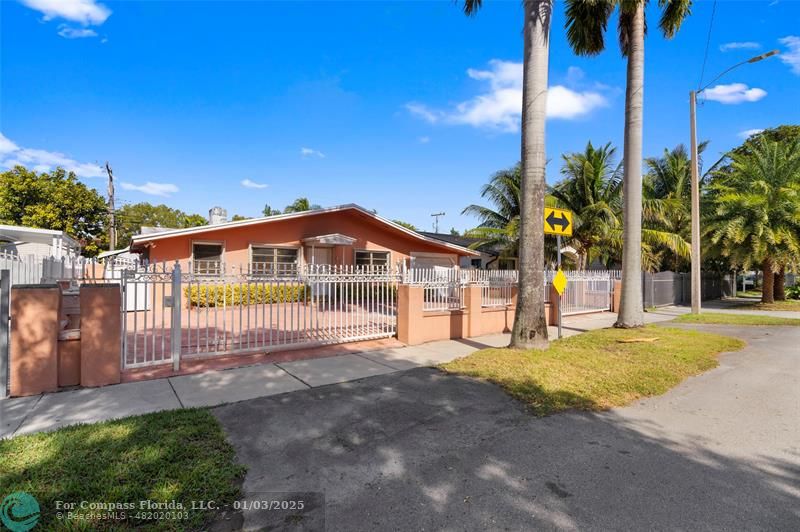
[688,49,779,314]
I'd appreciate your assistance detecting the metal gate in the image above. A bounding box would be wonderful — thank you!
[1,270,9,398]
[121,265,398,369]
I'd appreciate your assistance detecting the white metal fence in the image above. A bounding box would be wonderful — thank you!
[406,268,618,314]
[0,252,620,370]
[121,264,399,369]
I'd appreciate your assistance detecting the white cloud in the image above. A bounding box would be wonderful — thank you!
[719,41,761,52]
[240,178,268,189]
[120,182,179,197]
[779,35,800,75]
[703,83,767,104]
[738,129,764,139]
[300,147,325,158]
[0,132,105,178]
[418,136,430,144]
[20,0,110,25]
[57,25,98,39]
[406,60,607,132]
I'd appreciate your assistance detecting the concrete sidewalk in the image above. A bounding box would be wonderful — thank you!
[0,308,682,439]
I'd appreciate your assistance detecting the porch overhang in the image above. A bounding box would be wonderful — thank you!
[302,233,357,246]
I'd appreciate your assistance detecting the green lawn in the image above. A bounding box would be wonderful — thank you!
[673,312,800,326]
[0,409,245,530]
[441,326,744,416]
[736,300,800,312]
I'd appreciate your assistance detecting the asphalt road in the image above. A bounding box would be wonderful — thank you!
[214,325,800,531]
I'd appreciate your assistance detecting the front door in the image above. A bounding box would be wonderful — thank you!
[311,247,333,266]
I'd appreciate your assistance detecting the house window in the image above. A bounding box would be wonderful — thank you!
[355,250,390,269]
[470,258,482,269]
[251,246,298,275]
[498,258,516,270]
[193,243,223,275]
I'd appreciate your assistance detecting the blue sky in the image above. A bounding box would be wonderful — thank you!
[2,1,799,232]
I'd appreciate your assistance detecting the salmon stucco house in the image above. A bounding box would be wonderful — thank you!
[129,204,478,274]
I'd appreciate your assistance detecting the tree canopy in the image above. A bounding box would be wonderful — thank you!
[284,197,321,213]
[115,202,207,248]
[0,166,108,256]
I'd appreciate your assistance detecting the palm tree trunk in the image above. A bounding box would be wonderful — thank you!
[510,0,551,350]
[761,258,775,304]
[773,265,785,301]
[615,2,645,328]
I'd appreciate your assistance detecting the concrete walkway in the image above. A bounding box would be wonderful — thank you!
[0,303,748,438]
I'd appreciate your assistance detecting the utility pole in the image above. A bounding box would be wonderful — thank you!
[431,212,445,233]
[688,49,778,314]
[689,91,701,314]
[105,162,116,251]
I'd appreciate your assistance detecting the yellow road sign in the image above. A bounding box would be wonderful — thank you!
[552,269,568,295]
[544,207,573,236]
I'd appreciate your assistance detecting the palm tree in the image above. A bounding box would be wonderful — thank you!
[643,142,708,270]
[705,140,800,303]
[551,141,690,271]
[284,197,321,213]
[550,142,621,269]
[462,163,521,255]
[565,0,693,327]
[463,0,552,349]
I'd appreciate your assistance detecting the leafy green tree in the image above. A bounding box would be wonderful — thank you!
[705,140,800,303]
[0,166,108,256]
[262,204,282,217]
[231,214,251,221]
[283,197,321,213]
[732,125,800,157]
[391,219,417,231]
[565,0,694,327]
[115,203,207,248]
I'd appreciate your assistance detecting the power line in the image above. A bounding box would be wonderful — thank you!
[697,0,718,91]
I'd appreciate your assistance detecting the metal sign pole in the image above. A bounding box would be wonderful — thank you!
[557,235,562,339]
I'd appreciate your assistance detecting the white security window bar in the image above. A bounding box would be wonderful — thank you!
[355,250,390,271]
[251,246,298,276]
[192,243,223,275]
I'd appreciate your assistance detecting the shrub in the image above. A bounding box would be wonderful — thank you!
[185,283,308,307]
[787,284,800,300]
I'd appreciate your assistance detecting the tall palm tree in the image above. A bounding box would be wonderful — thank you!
[463,0,552,349]
[705,140,800,304]
[565,0,693,327]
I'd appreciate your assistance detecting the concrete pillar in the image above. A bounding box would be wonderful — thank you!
[80,284,121,387]
[464,284,482,338]
[10,285,61,396]
[397,284,423,345]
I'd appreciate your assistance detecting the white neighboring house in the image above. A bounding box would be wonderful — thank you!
[0,224,81,258]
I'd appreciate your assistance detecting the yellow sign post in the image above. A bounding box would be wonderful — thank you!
[552,269,567,295]
[545,207,573,339]
[544,207,573,236]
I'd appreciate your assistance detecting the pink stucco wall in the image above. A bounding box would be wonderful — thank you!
[135,208,468,269]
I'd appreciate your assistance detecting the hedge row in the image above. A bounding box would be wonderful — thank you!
[185,283,308,307]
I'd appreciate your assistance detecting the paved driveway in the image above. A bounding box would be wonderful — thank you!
[213,325,800,531]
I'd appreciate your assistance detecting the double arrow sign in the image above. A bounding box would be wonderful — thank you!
[544,207,573,236]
